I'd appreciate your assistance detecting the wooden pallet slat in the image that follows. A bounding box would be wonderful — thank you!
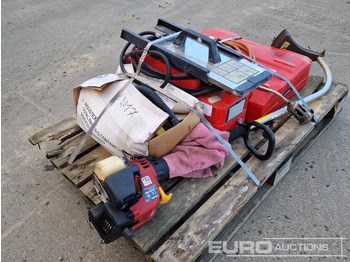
[28,116,80,145]
[61,147,112,187]
[80,180,101,205]
[49,133,99,169]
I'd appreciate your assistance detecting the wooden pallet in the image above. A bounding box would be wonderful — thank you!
[29,76,348,262]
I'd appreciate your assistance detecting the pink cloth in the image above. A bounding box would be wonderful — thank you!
[163,123,230,178]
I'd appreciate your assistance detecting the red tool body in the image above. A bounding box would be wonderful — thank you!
[201,28,312,126]
[144,55,202,89]
[88,157,170,243]
[145,28,312,130]
[128,158,161,231]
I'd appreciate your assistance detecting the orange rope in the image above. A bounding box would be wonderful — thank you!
[223,39,256,60]
[211,36,256,60]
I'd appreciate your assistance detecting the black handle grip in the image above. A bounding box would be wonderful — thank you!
[174,28,221,64]
[229,126,247,142]
[229,121,275,160]
[243,121,275,161]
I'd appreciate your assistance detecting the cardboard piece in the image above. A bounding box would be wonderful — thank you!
[148,111,201,158]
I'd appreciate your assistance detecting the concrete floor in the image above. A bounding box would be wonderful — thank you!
[2,0,349,261]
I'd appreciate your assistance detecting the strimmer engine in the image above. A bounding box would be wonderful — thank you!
[88,156,171,243]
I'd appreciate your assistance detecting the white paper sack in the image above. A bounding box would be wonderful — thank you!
[76,79,169,157]
[117,66,198,114]
[79,73,120,88]
[134,74,199,114]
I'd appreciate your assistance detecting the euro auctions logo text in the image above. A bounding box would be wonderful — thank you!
[209,237,346,258]
[209,240,275,255]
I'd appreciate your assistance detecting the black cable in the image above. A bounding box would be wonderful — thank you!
[119,31,200,90]
[119,41,133,73]
[129,46,196,81]
[131,55,196,80]
[119,31,157,75]
[123,49,171,88]
[138,31,157,37]
[189,86,221,97]
[135,84,180,126]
